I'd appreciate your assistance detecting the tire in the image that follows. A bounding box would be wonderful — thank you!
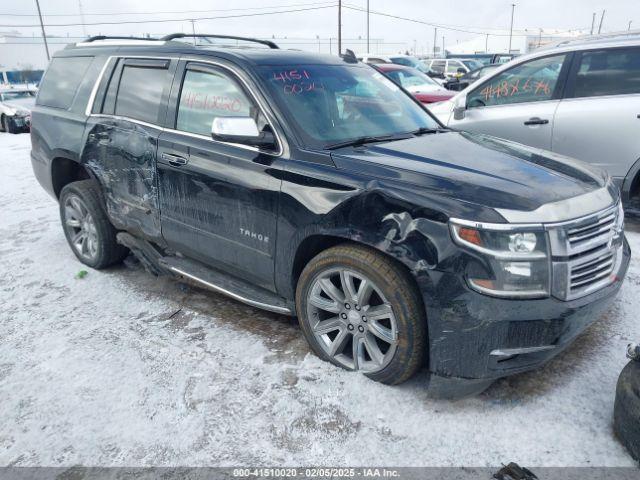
[2,115,18,134]
[296,243,427,385]
[614,360,640,461]
[59,179,128,269]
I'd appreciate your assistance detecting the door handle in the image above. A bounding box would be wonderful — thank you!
[161,152,189,167]
[524,117,549,126]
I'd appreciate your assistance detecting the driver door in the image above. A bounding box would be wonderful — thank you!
[157,61,282,290]
[450,53,571,151]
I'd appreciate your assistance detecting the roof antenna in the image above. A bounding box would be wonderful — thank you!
[341,48,358,63]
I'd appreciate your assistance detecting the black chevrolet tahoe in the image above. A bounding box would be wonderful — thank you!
[30,34,630,398]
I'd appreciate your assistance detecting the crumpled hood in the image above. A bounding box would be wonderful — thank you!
[3,97,35,113]
[331,131,612,215]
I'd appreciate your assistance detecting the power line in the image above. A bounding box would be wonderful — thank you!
[343,3,590,37]
[0,4,338,28]
[0,1,337,17]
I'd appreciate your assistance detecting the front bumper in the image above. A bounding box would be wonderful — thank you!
[422,236,631,398]
[7,114,31,131]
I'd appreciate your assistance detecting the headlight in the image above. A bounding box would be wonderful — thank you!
[450,219,550,298]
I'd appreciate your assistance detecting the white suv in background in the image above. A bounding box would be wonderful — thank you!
[430,35,640,212]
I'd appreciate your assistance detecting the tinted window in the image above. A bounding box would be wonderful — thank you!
[176,68,254,136]
[390,57,413,67]
[467,54,566,108]
[115,65,169,123]
[573,48,640,98]
[258,64,438,149]
[37,56,93,109]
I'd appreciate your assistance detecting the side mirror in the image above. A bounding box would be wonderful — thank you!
[453,95,467,120]
[211,117,276,150]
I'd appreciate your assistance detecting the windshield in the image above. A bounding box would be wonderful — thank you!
[258,64,439,150]
[461,59,483,71]
[1,91,34,101]
[390,56,429,73]
[384,68,440,90]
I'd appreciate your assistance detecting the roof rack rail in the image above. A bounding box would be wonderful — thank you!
[161,33,279,49]
[83,35,159,43]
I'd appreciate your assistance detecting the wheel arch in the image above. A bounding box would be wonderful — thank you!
[51,156,94,199]
[622,156,640,203]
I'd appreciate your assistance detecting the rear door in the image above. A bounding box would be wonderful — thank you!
[552,46,640,180]
[156,60,282,290]
[84,57,177,241]
[450,53,571,151]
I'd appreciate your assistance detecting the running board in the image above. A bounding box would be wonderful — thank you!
[158,256,294,316]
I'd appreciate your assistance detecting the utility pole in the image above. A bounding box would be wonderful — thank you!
[590,12,596,35]
[508,3,515,54]
[433,27,437,57]
[629,21,633,31]
[338,0,342,55]
[485,33,489,53]
[598,10,605,34]
[442,36,445,56]
[34,0,50,61]
[78,0,87,37]
[366,0,370,52]
[190,19,196,45]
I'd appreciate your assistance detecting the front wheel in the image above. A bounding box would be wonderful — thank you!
[59,180,128,269]
[296,244,427,385]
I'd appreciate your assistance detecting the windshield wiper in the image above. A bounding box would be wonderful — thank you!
[324,134,409,150]
[411,127,446,136]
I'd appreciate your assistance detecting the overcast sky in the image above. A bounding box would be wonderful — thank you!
[2,0,639,54]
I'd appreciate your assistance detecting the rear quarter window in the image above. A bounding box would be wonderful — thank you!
[573,48,640,98]
[36,56,93,109]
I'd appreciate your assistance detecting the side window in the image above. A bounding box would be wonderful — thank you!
[114,62,170,123]
[446,61,462,74]
[573,48,640,98]
[467,54,566,108]
[430,60,446,73]
[176,68,254,137]
[37,56,93,109]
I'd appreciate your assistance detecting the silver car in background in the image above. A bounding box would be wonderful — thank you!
[0,87,36,133]
[430,35,640,212]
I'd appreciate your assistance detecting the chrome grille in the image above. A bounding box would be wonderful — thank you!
[569,251,615,291]
[566,211,616,248]
[548,202,623,301]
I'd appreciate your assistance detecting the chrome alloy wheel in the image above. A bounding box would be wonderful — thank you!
[306,268,398,372]
[63,194,99,261]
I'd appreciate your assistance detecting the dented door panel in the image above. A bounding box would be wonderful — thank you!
[82,116,163,241]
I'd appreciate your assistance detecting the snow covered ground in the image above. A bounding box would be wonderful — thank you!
[1,131,639,467]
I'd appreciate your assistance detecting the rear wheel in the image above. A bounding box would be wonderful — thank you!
[296,244,426,385]
[59,180,128,269]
